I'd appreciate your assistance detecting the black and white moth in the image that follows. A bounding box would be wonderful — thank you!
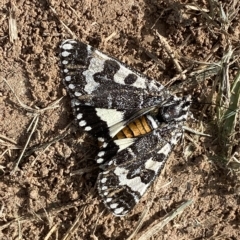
[60,39,191,216]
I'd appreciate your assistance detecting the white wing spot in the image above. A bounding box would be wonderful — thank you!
[71,99,80,107]
[62,43,74,50]
[103,142,108,148]
[65,76,71,81]
[68,84,75,89]
[98,137,104,142]
[108,160,113,165]
[101,178,107,183]
[61,39,76,50]
[97,158,104,163]
[62,51,71,57]
[98,151,105,157]
[106,197,112,202]
[77,113,83,119]
[110,203,118,209]
[75,92,82,97]
[62,60,68,65]
[114,207,124,215]
[85,126,92,131]
[79,120,87,126]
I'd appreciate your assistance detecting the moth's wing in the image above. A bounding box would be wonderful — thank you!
[60,40,171,140]
[97,123,184,216]
[60,39,171,110]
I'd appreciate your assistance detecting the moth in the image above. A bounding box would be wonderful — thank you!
[60,39,191,216]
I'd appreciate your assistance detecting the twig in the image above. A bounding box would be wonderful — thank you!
[8,1,18,43]
[11,114,39,174]
[0,134,18,145]
[183,126,211,137]
[156,31,185,78]
[61,211,83,240]
[127,180,172,240]
[138,200,193,240]
[44,223,59,240]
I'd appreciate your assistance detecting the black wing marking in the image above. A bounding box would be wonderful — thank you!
[97,123,184,216]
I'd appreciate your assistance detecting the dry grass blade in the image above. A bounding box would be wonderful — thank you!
[0,203,6,219]
[70,166,99,176]
[39,97,63,112]
[0,163,6,173]
[0,141,22,150]
[219,3,228,26]
[3,77,62,112]
[221,70,240,158]
[127,180,172,240]
[3,78,36,112]
[17,219,22,239]
[220,46,233,100]
[156,31,184,78]
[144,50,166,71]
[24,127,70,158]
[213,46,239,158]
[4,77,63,114]
[169,62,221,94]
[92,210,105,236]
[11,114,39,174]
[207,0,240,33]
[126,203,152,240]
[137,200,193,240]
[185,3,209,12]
[0,134,19,146]
[219,1,240,31]
[104,31,117,44]
[3,76,64,171]
[183,126,211,137]
[61,211,83,240]
[44,223,59,240]
[8,1,18,43]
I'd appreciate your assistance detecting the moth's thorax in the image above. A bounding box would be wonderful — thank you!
[157,96,191,123]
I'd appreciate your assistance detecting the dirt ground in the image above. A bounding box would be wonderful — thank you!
[0,0,240,239]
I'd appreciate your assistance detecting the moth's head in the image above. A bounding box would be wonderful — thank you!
[157,95,191,123]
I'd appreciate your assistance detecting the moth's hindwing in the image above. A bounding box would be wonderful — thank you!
[60,39,191,216]
[97,123,184,216]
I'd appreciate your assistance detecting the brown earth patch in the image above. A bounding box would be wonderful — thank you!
[0,0,240,239]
